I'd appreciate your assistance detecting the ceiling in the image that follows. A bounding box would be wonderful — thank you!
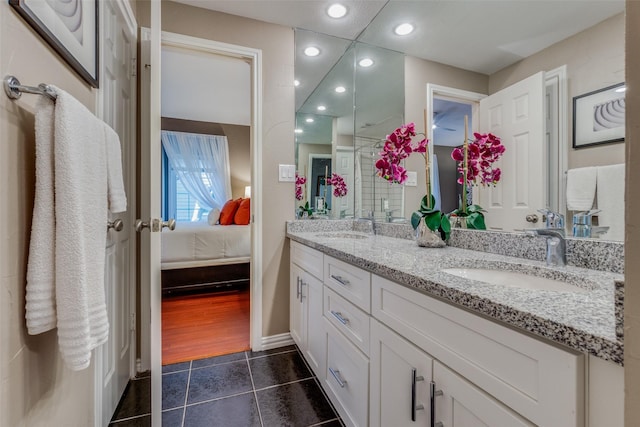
[173,1,624,76]
[173,0,625,145]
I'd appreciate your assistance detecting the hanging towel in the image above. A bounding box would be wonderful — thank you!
[597,164,625,241]
[566,167,597,211]
[25,96,57,335]
[105,125,127,213]
[53,87,115,370]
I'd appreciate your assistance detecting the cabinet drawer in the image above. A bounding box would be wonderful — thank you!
[324,319,369,427]
[324,256,371,313]
[372,275,584,427]
[324,287,370,356]
[291,241,323,280]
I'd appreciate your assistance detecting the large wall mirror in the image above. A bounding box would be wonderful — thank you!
[294,3,625,241]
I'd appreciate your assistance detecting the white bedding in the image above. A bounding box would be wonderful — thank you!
[161,221,250,270]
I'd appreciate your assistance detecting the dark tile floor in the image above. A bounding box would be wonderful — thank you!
[109,346,343,427]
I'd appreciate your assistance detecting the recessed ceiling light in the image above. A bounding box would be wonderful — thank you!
[304,46,320,57]
[317,105,326,111]
[294,79,300,87]
[615,86,627,93]
[294,129,303,134]
[306,118,314,123]
[327,3,347,18]
[335,86,346,93]
[394,23,414,36]
[358,58,374,67]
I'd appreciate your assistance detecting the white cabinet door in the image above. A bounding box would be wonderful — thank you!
[433,361,535,427]
[477,71,545,232]
[290,263,306,348]
[325,319,369,427]
[370,320,432,427]
[304,272,325,376]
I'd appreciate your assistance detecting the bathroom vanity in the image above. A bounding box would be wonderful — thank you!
[287,221,623,427]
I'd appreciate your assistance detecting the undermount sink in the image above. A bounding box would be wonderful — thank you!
[316,232,370,240]
[443,268,589,293]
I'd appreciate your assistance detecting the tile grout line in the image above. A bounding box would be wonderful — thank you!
[308,418,341,427]
[110,413,151,423]
[180,360,192,427]
[254,376,316,392]
[245,351,265,427]
[184,390,255,408]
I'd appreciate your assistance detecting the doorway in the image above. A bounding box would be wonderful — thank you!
[159,45,252,365]
[139,29,264,402]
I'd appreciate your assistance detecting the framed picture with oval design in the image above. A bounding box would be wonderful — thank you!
[9,0,98,88]
[572,82,625,148]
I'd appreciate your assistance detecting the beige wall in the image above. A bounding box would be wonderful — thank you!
[221,124,251,199]
[0,3,96,426]
[490,13,625,170]
[152,1,295,337]
[625,2,640,425]
[404,56,488,216]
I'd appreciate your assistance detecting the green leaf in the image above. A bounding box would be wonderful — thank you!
[466,204,486,214]
[440,213,451,234]
[410,211,424,230]
[467,212,486,230]
[424,211,442,232]
[420,195,437,212]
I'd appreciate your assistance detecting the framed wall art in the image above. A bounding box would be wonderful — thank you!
[573,82,625,148]
[9,0,98,88]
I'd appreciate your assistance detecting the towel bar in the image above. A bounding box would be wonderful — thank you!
[4,75,57,102]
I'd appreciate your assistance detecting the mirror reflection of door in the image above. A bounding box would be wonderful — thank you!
[309,155,332,211]
[159,44,252,367]
[432,98,474,214]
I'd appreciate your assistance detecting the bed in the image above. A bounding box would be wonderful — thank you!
[161,221,251,295]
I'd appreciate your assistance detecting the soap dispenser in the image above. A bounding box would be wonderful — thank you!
[572,210,599,238]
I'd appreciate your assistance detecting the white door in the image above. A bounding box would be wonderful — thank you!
[98,2,136,425]
[433,361,535,427]
[477,72,545,231]
[369,320,432,427]
[142,2,164,426]
[334,147,354,217]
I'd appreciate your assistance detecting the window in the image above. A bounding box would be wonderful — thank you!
[161,131,232,222]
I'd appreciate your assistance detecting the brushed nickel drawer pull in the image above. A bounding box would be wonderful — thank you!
[331,274,350,286]
[331,310,349,325]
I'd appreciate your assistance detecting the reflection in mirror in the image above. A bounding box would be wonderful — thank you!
[295,29,405,220]
[294,5,625,241]
[354,43,405,221]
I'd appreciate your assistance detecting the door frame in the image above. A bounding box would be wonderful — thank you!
[94,1,138,426]
[139,28,264,368]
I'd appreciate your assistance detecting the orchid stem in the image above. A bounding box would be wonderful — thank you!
[463,115,468,214]
[423,109,432,209]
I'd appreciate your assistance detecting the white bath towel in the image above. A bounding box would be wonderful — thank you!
[597,164,625,241]
[25,96,57,335]
[105,125,127,213]
[53,88,113,370]
[566,167,597,211]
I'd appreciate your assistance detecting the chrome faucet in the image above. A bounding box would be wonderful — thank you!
[526,211,566,267]
[357,211,376,234]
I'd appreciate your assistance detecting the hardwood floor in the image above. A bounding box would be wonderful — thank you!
[162,285,250,365]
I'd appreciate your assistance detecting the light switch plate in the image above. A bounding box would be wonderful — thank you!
[405,171,418,187]
[279,164,296,182]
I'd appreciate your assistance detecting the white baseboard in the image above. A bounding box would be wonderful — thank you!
[260,333,295,351]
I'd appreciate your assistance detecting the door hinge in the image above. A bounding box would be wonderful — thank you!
[131,57,137,77]
[130,312,136,332]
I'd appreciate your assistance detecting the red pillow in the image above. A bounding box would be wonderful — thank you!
[234,198,251,225]
[219,199,241,225]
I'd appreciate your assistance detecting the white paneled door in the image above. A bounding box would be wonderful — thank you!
[98,1,137,426]
[477,72,545,231]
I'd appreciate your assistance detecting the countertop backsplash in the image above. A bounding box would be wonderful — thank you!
[287,220,624,274]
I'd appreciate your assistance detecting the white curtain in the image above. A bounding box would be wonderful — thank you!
[161,130,232,211]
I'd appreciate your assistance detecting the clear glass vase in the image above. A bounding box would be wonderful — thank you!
[415,218,446,248]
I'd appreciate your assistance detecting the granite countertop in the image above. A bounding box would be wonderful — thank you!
[286,227,624,365]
